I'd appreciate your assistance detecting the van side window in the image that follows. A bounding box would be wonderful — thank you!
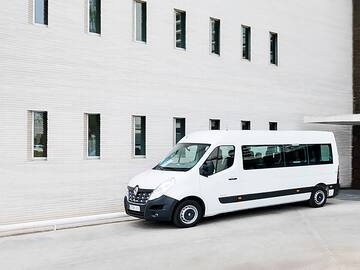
[242,143,333,170]
[205,145,235,174]
[242,145,283,170]
[308,144,333,165]
[284,145,307,167]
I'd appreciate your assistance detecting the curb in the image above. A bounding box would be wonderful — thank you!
[0,212,136,237]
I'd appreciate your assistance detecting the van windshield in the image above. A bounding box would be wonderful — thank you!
[154,143,211,171]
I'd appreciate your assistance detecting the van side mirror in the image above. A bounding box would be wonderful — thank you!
[200,161,215,177]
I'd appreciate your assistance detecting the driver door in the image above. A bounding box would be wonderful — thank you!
[199,145,239,215]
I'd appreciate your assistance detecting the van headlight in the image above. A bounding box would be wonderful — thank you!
[149,178,176,201]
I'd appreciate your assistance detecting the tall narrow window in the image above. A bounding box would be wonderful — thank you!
[33,111,48,159]
[210,18,220,55]
[133,116,146,156]
[270,32,278,65]
[242,121,251,130]
[174,118,186,144]
[89,0,101,34]
[87,114,100,158]
[210,119,220,130]
[34,0,48,25]
[135,1,147,42]
[175,10,186,49]
[242,25,251,60]
[269,122,278,131]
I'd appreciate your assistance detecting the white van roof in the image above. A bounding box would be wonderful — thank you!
[180,130,336,146]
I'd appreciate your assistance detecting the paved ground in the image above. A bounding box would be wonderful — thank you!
[1,191,360,270]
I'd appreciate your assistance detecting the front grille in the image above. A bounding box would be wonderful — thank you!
[128,186,153,205]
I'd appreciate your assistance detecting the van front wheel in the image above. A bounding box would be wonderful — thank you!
[309,186,327,208]
[173,200,202,228]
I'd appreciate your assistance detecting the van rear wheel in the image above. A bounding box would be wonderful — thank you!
[309,186,327,208]
[173,200,202,228]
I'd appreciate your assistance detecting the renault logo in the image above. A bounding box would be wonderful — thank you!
[133,185,139,196]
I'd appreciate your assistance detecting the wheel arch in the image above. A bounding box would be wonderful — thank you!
[315,183,329,191]
[172,196,206,220]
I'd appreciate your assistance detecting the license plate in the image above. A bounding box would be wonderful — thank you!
[129,204,140,212]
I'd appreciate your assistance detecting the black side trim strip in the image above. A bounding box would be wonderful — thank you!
[219,186,315,204]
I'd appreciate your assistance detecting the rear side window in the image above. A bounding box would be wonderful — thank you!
[284,145,307,167]
[308,144,332,165]
[242,143,333,170]
[242,145,283,170]
[206,145,235,174]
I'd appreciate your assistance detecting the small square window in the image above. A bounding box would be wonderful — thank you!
[242,121,251,130]
[269,122,278,131]
[210,119,220,130]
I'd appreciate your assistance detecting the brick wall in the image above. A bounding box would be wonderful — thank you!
[353,0,360,188]
[0,0,353,225]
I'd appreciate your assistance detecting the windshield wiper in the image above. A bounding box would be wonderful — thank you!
[153,165,189,172]
[153,165,164,170]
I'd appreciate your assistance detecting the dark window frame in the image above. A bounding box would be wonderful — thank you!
[133,115,146,157]
[242,120,251,130]
[89,0,101,34]
[270,32,278,65]
[210,18,220,55]
[242,25,251,60]
[34,0,48,25]
[210,119,221,130]
[174,118,186,144]
[175,9,186,49]
[32,111,48,159]
[87,113,101,158]
[135,0,147,42]
[269,122,278,131]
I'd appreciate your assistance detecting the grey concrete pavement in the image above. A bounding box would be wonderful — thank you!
[1,191,360,270]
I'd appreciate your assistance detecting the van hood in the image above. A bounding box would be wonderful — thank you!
[128,169,184,190]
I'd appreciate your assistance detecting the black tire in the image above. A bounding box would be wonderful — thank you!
[173,200,203,228]
[309,186,327,208]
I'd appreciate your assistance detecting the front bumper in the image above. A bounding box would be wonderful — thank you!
[124,195,178,222]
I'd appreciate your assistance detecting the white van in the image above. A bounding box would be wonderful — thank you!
[124,131,340,227]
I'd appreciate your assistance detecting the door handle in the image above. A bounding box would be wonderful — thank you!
[228,177,238,181]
